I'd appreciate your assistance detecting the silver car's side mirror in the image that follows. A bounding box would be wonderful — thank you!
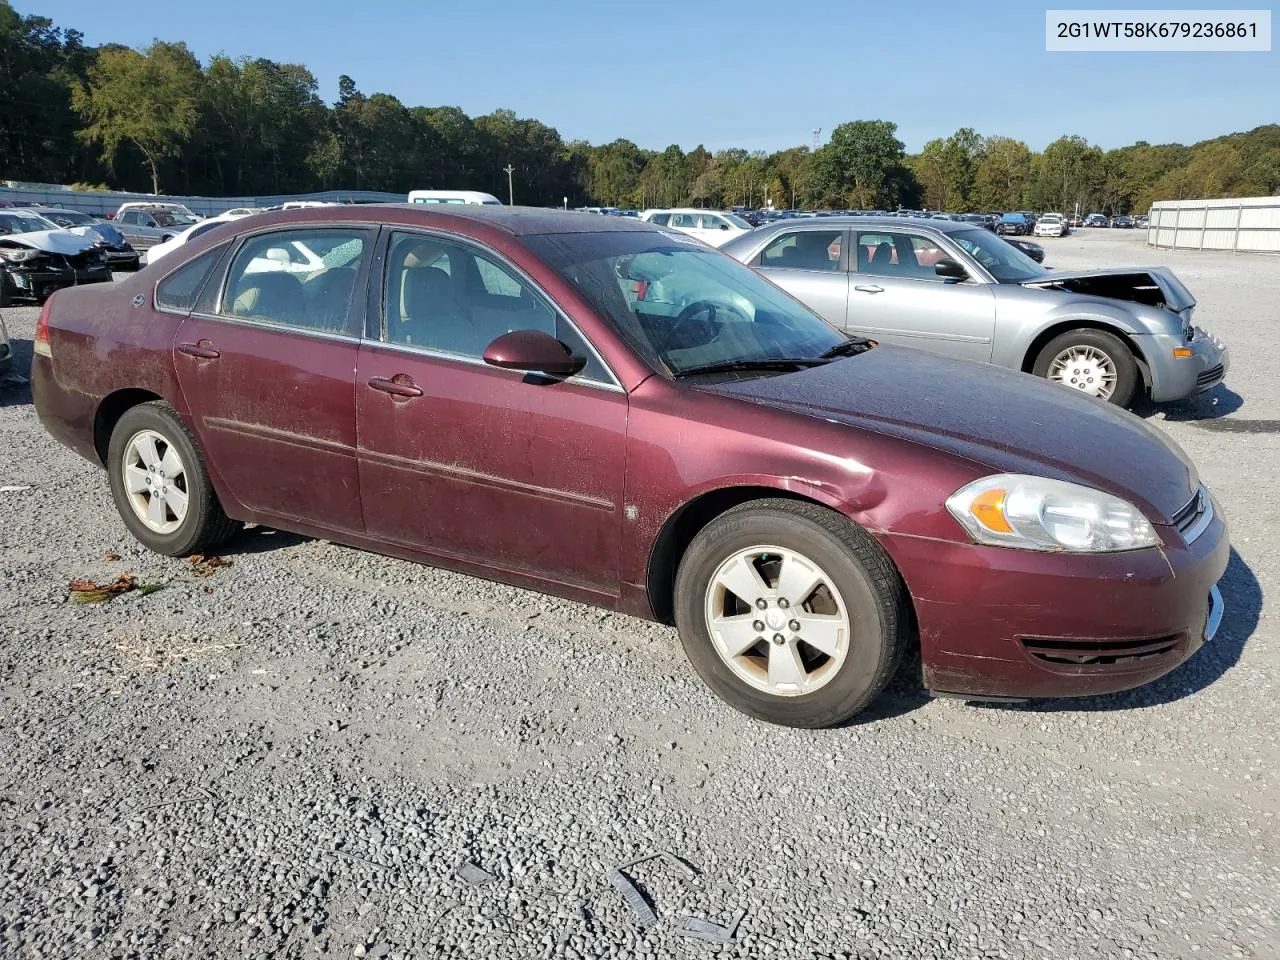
[935,258,967,281]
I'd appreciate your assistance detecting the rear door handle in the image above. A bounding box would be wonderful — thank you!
[177,341,220,359]
[368,376,423,399]
[853,284,885,294]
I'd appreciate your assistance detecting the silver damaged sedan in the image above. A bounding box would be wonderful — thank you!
[721,217,1228,406]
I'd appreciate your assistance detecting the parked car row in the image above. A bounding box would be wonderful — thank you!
[28,204,1229,729]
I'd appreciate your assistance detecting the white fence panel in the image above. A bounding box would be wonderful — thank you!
[1148,196,1280,253]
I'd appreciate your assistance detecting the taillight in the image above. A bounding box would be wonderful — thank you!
[34,295,54,358]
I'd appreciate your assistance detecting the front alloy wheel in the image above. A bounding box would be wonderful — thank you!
[674,499,908,728]
[704,546,850,696]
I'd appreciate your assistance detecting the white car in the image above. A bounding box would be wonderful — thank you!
[144,211,256,266]
[1033,214,1068,238]
[639,208,753,248]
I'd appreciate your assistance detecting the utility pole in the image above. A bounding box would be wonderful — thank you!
[504,164,515,205]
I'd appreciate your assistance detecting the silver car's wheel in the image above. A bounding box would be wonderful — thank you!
[704,545,851,697]
[122,428,190,534]
[1046,344,1118,399]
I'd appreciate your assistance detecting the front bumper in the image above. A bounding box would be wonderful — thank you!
[103,247,140,269]
[1144,326,1229,402]
[882,498,1229,700]
[1,265,75,303]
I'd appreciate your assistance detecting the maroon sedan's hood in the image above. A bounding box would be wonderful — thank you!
[699,347,1198,523]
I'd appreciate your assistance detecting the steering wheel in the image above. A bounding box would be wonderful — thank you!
[677,299,721,323]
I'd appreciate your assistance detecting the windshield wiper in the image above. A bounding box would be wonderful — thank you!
[673,357,830,378]
[820,336,874,359]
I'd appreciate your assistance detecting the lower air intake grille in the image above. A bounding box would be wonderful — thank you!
[1020,635,1180,666]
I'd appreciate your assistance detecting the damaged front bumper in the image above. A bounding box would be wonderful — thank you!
[0,252,112,304]
[1145,326,1230,402]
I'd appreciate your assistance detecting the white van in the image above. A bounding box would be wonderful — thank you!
[407,190,502,206]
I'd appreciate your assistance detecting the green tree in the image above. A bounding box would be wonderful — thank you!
[970,136,1033,211]
[812,120,909,208]
[70,40,202,193]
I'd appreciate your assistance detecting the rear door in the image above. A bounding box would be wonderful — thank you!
[847,229,995,362]
[354,228,628,598]
[751,227,848,327]
[170,225,374,532]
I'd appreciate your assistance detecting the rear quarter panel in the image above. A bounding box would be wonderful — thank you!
[37,277,186,463]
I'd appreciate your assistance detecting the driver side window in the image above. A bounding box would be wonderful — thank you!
[381,232,612,383]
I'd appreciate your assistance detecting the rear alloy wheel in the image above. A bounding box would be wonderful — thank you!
[1033,328,1138,407]
[107,401,242,556]
[674,499,908,728]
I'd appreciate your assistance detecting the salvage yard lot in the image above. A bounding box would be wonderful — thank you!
[1,230,1277,959]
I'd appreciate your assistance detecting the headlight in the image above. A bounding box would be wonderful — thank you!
[0,247,42,263]
[946,474,1158,553]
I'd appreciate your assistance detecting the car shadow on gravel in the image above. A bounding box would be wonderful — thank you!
[1131,383,1244,423]
[219,525,312,555]
[977,547,1261,715]
[0,337,32,408]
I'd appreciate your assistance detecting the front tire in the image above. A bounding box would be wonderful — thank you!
[673,499,908,728]
[1032,328,1139,407]
[107,401,242,556]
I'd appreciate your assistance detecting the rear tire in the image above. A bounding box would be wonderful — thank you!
[673,499,908,728]
[1032,328,1138,407]
[106,401,242,556]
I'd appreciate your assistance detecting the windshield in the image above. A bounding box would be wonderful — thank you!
[723,214,752,229]
[153,211,199,227]
[525,231,847,377]
[0,212,59,234]
[44,210,94,227]
[949,228,1046,283]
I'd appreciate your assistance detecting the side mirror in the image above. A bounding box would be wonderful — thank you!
[719,223,730,230]
[935,258,967,281]
[483,329,585,377]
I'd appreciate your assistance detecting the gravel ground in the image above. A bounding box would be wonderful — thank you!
[1,232,1277,960]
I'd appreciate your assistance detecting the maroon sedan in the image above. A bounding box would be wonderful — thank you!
[32,206,1227,727]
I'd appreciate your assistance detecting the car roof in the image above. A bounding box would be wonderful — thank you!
[740,215,979,235]
[228,203,667,238]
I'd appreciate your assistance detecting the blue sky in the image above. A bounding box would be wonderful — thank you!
[19,0,1278,153]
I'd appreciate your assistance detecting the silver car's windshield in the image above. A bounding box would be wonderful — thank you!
[0,212,59,234]
[950,228,1047,283]
[526,231,848,376]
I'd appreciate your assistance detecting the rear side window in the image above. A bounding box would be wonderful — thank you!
[759,230,842,271]
[221,228,368,334]
[155,246,225,313]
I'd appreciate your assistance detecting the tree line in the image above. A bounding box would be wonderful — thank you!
[3,2,1278,211]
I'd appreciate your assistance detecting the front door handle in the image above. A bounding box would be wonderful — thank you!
[853,284,885,294]
[177,341,220,359]
[368,376,423,399]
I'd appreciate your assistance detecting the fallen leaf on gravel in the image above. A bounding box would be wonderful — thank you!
[68,574,165,604]
[69,574,138,604]
[103,552,121,561]
[187,554,232,577]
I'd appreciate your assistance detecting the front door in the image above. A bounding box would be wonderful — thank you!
[171,225,373,532]
[355,229,628,597]
[848,230,995,362]
[752,227,849,327]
